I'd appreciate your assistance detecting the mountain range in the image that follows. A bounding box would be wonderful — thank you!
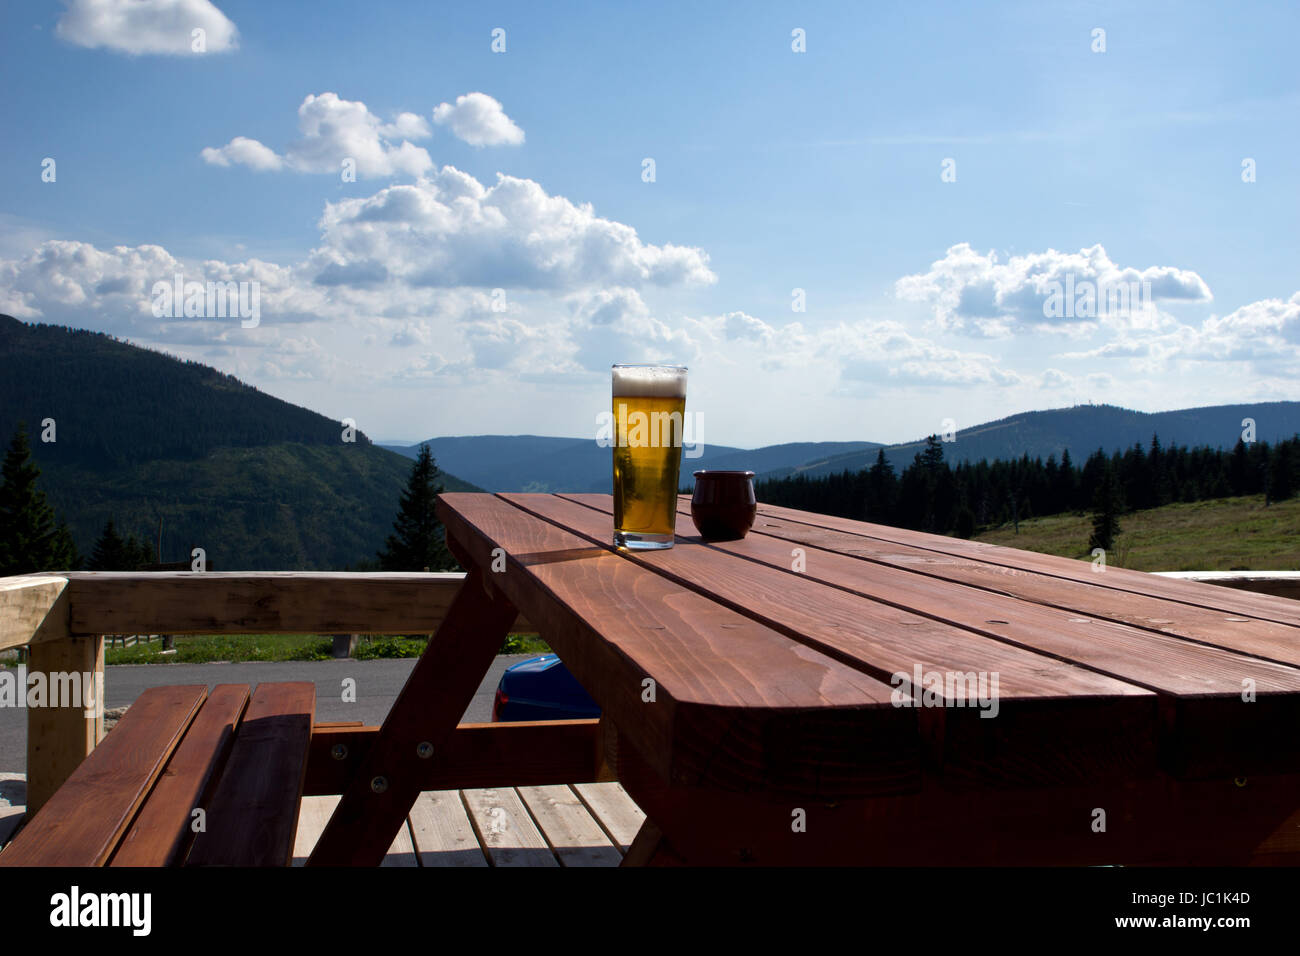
[6,314,1298,569]
[0,315,479,570]
[385,402,1300,492]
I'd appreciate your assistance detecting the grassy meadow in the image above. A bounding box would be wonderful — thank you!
[974,493,1300,571]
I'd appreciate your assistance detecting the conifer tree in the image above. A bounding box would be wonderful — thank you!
[0,424,78,575]
[377,444,457,571]
[1088,461,1124,554]
[88,519,150,570]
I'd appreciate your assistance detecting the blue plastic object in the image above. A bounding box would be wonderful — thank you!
[492,654,601,722]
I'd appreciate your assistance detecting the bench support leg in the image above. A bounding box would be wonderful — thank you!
[307,565,518,866]
[26,589,102,815]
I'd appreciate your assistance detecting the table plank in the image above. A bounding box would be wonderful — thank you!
[517,493,1157,786]
[736,504,1300,669]
[750,500,1300,629]
[559,493,1300,779]
[517,784,624,867]
[438,493,920,799]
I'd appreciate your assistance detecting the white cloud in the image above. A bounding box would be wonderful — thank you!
[0,167,716,382]
[56,0,238,55]
[202,92,434,178]
[1058,292,1300,373]
[432,93,525,147]
[305,167,716,291]
[896,243,1211,336]
[200,136,283,171]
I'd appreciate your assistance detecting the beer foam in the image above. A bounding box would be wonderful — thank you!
[612,365,687,398]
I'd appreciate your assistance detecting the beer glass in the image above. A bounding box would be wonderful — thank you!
[611,364,687,550]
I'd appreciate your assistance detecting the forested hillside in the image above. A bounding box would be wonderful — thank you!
[0,316,479,569]
[758,433,1300,540]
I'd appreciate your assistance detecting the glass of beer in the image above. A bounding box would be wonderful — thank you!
[611,364,687,550]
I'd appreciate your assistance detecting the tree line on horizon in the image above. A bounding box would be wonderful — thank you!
[755,433,1299,546]
[0,421,459,576]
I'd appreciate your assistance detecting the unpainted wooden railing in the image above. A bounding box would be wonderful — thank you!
[0,571,534,814]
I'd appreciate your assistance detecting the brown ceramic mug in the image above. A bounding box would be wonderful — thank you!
[690,470,757,541]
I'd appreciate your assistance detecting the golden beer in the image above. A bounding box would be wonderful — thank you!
[612,365,687,550]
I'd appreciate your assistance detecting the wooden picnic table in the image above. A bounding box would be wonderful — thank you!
[305,492,1300,866]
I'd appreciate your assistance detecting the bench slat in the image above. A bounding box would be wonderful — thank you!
[110,684,251,867]
[408,791,489,867]
[186,682,314,867]
[572,782,646,851]
[462,787,557,867]
[0,685,207,867]
[517,784,623,867]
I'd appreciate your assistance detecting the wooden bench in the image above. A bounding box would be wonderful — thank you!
[0,682,314,867]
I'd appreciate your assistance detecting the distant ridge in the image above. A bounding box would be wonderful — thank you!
[381,435,879,492]
[0,315,480,570]
[768,402,1300,481]
[386,403,1300,492]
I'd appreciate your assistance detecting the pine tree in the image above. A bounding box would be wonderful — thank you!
[865,448,897,522]
[88,519,150,571]
[1267,441,1294,503]
[1088,461,1124,554]
[0,424,79,575]
[377,444,457,571]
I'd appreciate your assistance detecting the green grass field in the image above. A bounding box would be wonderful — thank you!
[974,493,1300,571]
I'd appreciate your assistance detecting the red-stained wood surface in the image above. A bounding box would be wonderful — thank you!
[435,492,919,801]
[0,685,207,867]
[557,492,1300,779]
[186,682,315,867]
[111,684,250,866]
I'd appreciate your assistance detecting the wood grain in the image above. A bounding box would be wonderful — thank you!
[291,795,418,867]
[186,682,314,866]
[110,684,250,866]
[517,784,624,866]
[614,732,1300,866]
[0,685,206,866]
[726,504,1300,668]
[561,494,1300,778]
[62,571,533,635]
[750,499,1300,628]
[306,566,519,866]
[25,632,103,814]
[521,492,1156,786]
[0,575,67,650]
[408,791,488,867]
[461,787,557,867]
[571,782,647,851]
[437,492,920,800]
[303,719,601,796]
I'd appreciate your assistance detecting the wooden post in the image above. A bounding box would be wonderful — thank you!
[25,587,103,814]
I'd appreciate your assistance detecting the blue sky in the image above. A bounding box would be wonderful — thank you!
[2,0,1298,447]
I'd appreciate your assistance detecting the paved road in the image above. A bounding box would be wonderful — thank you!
[0,655,534,775]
